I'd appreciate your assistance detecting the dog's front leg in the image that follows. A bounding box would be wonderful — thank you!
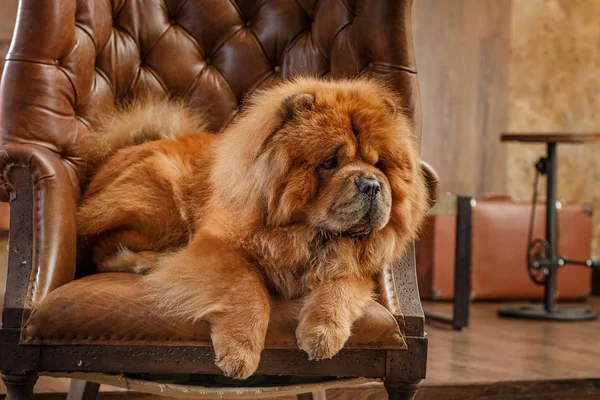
[296,276,374,360]
[144,231,270,379]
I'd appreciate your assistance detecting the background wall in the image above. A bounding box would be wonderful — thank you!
[0,0,17,74]
[0,0,17,38]
[413,0,599,256]
[506,0,600,254]
[413,0,512,199]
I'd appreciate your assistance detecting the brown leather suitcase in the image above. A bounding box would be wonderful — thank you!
[416,197,592,300]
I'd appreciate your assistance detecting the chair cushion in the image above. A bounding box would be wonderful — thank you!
[21,273,406,350]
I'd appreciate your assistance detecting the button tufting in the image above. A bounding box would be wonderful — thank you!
[4,0,421,193]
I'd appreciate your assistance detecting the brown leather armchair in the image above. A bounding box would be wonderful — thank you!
[0,1,439,399]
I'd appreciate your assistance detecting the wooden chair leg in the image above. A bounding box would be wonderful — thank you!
[1,373,38,400]
[384,380,420,400]
[67,379,101,400]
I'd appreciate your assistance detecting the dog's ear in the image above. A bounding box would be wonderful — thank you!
[257,93,315,158]
[281,93,315,123]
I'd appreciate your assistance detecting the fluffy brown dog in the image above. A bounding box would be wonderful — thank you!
[77,78,429,379]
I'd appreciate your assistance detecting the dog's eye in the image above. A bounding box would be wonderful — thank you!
[321,155,339,170]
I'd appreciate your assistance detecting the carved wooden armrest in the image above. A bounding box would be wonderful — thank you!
[377,160,439,336]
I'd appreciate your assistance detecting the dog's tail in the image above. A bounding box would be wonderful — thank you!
[83,96,206,183]
[86,96,206,164]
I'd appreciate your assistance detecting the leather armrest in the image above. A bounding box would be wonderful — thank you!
[0,144,77,311]
[377,160,439,336]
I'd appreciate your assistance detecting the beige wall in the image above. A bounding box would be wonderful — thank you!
[507,0,600,254]
[413,0,600,255]
[413,0,511,199]
[0,0,17,74]
[0,0,18,40]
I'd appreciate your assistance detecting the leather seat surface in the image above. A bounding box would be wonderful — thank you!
[21,273,406,350]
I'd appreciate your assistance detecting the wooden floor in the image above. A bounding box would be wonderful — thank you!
[424,299,600,384]
[1,227,599,398]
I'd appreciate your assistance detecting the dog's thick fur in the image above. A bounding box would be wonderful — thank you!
[77,78,429,379]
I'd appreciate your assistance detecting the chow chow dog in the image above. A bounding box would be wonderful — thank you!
[77,78,429,379]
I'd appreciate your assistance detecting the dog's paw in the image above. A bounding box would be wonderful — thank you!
[296,322,351,361]
[214,344,261,380]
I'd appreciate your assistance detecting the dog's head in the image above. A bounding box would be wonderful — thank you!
[213,78,427,246]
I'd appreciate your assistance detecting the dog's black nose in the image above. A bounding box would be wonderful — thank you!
[357,178,380,198]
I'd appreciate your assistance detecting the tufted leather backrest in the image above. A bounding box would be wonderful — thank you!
[0,0,421,193]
